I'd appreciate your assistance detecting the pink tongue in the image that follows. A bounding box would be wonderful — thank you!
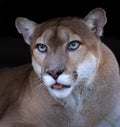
[52,83,63,89]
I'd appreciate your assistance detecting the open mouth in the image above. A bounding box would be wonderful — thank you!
[51,83,70,89]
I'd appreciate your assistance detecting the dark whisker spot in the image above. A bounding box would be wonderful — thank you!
[73,71,78,80]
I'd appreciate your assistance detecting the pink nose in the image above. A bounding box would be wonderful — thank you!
[46,69,64,80]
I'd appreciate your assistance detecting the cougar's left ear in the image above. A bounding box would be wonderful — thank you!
[15,17,37,45]
[84,8,107,37]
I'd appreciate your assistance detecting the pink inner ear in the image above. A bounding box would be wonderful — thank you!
[94,10,107,28]
[84,8,107,36]
[15,17,37,45]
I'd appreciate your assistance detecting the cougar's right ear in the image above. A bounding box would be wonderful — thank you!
[15,17,37,45]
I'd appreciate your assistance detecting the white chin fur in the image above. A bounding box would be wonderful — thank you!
[48,87,73,98]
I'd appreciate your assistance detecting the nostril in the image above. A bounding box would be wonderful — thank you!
[46,69,64,80]
[57,70,64,76]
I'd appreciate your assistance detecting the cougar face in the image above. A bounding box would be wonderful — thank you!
[15,8,106,99]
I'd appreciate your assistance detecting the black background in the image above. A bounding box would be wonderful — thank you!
[0,0,120,68]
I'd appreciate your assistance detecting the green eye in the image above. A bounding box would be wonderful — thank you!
[36,44,48,53]
[67,41,80,51]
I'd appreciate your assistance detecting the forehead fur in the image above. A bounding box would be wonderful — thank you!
[32,17,96,42]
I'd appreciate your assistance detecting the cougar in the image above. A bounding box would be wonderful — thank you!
[0,8,120,127]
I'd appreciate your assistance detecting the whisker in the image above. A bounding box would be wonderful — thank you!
[35,83,44,89]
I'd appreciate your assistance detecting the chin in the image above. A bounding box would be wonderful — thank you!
[48,87,73,99]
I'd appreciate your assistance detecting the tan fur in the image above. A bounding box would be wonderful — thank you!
[0,8,120,127]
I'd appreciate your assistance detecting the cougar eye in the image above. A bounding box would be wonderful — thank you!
[67,40,80,51]
[36,44,48,53]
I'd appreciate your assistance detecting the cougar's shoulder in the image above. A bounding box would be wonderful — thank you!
[0,64,33,117]
[0,64,32,86]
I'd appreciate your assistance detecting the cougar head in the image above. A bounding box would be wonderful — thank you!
[15,8,107,98]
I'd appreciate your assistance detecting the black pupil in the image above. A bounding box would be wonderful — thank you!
[40,45,45,49]
[71,42,76,47]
